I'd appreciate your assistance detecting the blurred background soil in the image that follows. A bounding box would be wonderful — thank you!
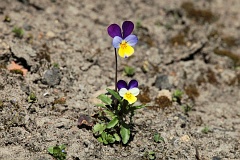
[0,0,240,159]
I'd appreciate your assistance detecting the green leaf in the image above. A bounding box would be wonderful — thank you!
[148,151,156,160]
[100,132,116,144]
[106,117,119,129]
[172,89,184,103]
[27,92,37,103]
[201,126,211,134]
[173,89,184,99]
[106,134,115,143]
[103,110,115,119]
[97,137,103,143]
[97,94,112,105]
[93,123,106,134]
[106,88,122,102]
[59,144,66,150]
[12,26,24,38]
[120,125,130,144]
[53,146,61,154]
[47,145,66,160]
[113,133,121,142]
[133,105,145,109]
[129,104,145,112]
[47,146,54,154]
[181,104,192,113]
[98,132,117,144]
[95,103,107,108]
[154,133,164,143]
[101,132,109,144]
[124,66,135,76]
[103,139,108,144]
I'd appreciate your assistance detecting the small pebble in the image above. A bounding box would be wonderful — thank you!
[42,67,61,86]
[154,74,172,89]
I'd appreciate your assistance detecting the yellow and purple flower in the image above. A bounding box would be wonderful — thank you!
[117,79,139,104]
[108,21,138,58]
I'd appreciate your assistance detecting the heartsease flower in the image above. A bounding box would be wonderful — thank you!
[108,21,138,58]
[117,79,139,104]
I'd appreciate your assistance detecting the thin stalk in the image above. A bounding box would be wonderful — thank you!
[114,48,118,91]
[114,48,119,109]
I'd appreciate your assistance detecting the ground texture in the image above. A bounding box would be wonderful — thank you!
[0,0,240,159]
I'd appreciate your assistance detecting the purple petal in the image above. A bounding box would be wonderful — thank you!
[122,21,134,39]
[117,80,127,90]
[107,24,122,38]
[128,79,138,89]
[124,35,138,46]
[112,36,122,48]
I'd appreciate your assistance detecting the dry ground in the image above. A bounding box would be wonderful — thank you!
[0,0,240,159]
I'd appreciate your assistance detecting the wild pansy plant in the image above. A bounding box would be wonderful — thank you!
[93,21,144,145]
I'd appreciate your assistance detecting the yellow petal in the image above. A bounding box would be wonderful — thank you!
[118,47,125,58]
[124,45,134,57]
[118,42,134,58]
[123,91,137,104]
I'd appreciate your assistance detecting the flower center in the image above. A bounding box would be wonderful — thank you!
[120,40,127,49]
[123,90,137,104]
[125,92,133,99]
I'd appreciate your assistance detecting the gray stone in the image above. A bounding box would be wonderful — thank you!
[42,67,61,86]
[10,42,36,66]
[212,156,221,160]
[154,74,172,89]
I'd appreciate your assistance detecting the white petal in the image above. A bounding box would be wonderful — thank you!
[129,88,139,96]
[119,88,128,97]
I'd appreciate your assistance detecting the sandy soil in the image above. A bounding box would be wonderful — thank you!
[0,0,240,159]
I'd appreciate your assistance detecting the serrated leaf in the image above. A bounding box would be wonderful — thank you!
[106,117,119,129]
[114,133,121,141]
[120,125,130,144]
[93,123,106,134]
[106,88,122,102]
[47,146,54,154]
[97,94,112,105]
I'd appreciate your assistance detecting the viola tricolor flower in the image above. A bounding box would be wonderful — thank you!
[117,79,139,104]
[108,21,138,58]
